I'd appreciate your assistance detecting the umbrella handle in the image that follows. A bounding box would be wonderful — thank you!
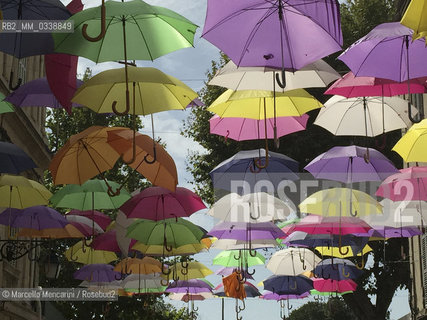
[363,147,370,164]
[161,264,171,276]
[408,101,422,123]
[236,271,245,283]
[160,278,169,286]
[356,254,365,270]
[246,268,255,276]
[298,252,307,270]
[9,71,22,91]
[275,70,286,89]
[338,245,349,256]
[234,250,242,260]
[144,144,157,164]
[249,160,262,173]
[82,0,106,42]
[287,299,292,311]
[114,273,124,280]
[249,248,258,257]
[290,280,297,290]
[342,266,350,278]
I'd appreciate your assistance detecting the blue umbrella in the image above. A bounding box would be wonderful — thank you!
[314,258,363,281]
[0,142,37,174]
[263,275,313,295]
[210,149,299,195]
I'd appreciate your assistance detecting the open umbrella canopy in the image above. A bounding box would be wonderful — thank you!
[49,126,128,185]
[207,192,295,223]
[267,248,321,275]
[261,291,310,300]
[17,224,88,239]
[213,249,265,267]
[202,0,342,70]
[304,145,398,183]
[114,257,162,275]
[313,95,416,137]
[0,174,52,209]
[50,179,131,211]
[107,129,178,192]
[211,238,280,251]
[215,278,261,299]
[0,142,37,174]
[314,244,372,258]
[314,258,363,281]
[392,119,427,162]
[73,264,120,282]
[0,93,15,114]
[208,89,323,119]
[120,186,205,220]
[166,279,214,294]
[65,215,104,234]
[169,261,213,280]
[90,230,121,253]
[53,0,197,63]
[72,67,197,115]
[208,59,340,92]
[0,206,67,229]
[122,274,166,294]
[168,292,214,302]
[67,209,111,231]
[263,275,313,295]
[401,0,427,43]
[210,149,299,194]
[208,221,285,241]
[299,188,382,217]
[313,278,357,293]
[65,240,118,264]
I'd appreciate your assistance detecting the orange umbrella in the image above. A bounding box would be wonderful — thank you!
[223,272,246,300]
[107,129,178,191]
[18,224,87,238]
[114,257,163,275]
[49,126,129,185]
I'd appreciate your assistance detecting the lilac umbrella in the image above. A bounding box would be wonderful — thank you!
[304,145,399,183]
[215,267,254,280]
[358,226,422,238]
[73,264,121,282]
[208,221,285,240]
[0,206,67,229]
[314,258,363,281]
[209,114,308,141]
[166,279,213,294]
[202,0,342,73]
[5,77,83,109]
[261,290,310,300]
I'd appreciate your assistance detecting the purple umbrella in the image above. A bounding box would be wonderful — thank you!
[263,275,313,295]
[314,258,363,281]
[5,78,83,109]
[208,221,285,240]
[0,206,67,229]
[214,267,254,280]
[261,290,309,300]
[166,279,213,294]
[202,0,342,74]
[0,141,37,174]
[73,264,121,283]
[304,145,398,183]
[358,226,422,238]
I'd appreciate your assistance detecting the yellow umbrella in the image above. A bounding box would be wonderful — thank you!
[169,261,213,280]
[131,242,208,257]
[207,89,323,119]
[401,0,427,43]
[72,66,197,115]
[392,119,427,162]
[314,244,373,258]
[65,240,117,264]
[114,257,162,275]
[18,224,86,239]
[299,188,382,217]
[0,174,52,209]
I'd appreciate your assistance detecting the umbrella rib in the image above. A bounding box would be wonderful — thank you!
[95,17,117,63]
[132,15,155,61]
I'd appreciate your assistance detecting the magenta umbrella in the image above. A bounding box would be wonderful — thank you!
[67,209,111,231]
[209,114,308,141]
[261,291,310,300]
[45,0,84,114]
[325,71,427,98]
[376,167,427,201]
[313,278,357,293]
[120,187,206,220]
[90,230,121,253]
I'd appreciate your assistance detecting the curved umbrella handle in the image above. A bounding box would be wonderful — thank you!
[363,147,370,164]
[356,253,365,270]
[275,69,286,89]
[246,267,255,276]
[144,145,157,164]
[254,155,269,169]
[249,247,258,257]
[9,71,22,91]
[234,250,242,261]
[408,101,422,123]
[298,252,307,270]
[82,0,106,42]
[161,264,171,276]
[236,272,245,284]
[289,280,297,290]
[342,265,350,278]
[249,160,262,173]
[160,278,169,286]
[112,90,130,116]
[338,244,349,256]
[114,273,124,281]
[287,299,293,311]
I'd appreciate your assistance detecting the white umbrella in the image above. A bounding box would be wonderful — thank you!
[208,60,340,92]
[211,238,279,250]
[113,210,136,256]
[208,192,295,223]
[65,215,104,234]
[314,95,418,137]
[121,274,166,292]
[267,248,321,276]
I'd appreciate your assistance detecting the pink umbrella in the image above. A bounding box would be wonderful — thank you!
[325,71,427,98]
[90,230,121,253]
[209,114,308,141]
[120,187,206,220]
[376,167,427,201]
[313,278,357,293]
[65,215,104,234]
[44,0,83,114]
[68,221,101,237]
[67,209,111,231]
[286,215,372,235]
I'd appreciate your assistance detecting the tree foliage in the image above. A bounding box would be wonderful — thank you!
[288,299,357,320]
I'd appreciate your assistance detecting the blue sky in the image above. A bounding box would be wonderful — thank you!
[66,1,411,319]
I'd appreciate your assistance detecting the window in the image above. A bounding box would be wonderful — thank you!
[17,58,27,85]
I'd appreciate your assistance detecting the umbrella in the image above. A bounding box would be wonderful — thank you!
[215,267,254,280]
[17,224,88,239]
[131,241,207,257]
[0,206,67,229]
[67,209,111,231]
[392,119,427,162]
[48,126,128,185]
[50,179,131,211]
[314,245,372,259]
[261,291,310,300]
[207,192,295,223]
[166,279,213,294]
[313,95,417,137]
[211,239,279,251]
[112,211,135,256]
[312,278,357,293]
[120,186,205,220]
[263,275,313,295]
[314,259,363,281]
[122,274,166,294]
[209,114,308,141]
[362,226,421,238]
[214,280,261,298]
[304,145,398,183]
[0,141,37,174]
[324,71,427,98]
[68,221,101,238]
[208,221,285,241]
[168,292,214,302]
[401,0,427,43]
[114,257,162,275]
[267,248,321,276]
[213,250,265,268]
[65,240,117,264]
[209,59,340,92]
[65,215,104,234]
[310,289,352,297]
[376,167,427,201]
[73,264,120,282]
[5,78,83,109]
[299,188,382,217]
[0,174,52,209]
[0,93,15,114]
[168,262,213,280]
[202,0,342,72]
[90,230,121,253]
[210,149,299,194]
[207,89,323,119]
[338,22,427,122]
[107,129,178,191]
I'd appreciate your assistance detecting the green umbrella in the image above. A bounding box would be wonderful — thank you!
[53,0,198,63]
[50,179,131,210]
[0,93,15,114]
[213,250,265,268]
[310,289,352,297]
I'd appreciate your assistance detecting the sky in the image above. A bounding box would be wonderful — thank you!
[65,1,411,319]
